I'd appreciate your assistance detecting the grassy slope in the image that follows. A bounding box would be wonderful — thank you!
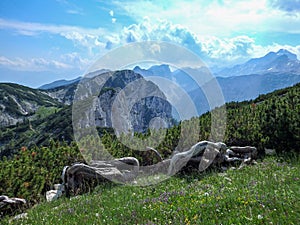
[4,157,300,225]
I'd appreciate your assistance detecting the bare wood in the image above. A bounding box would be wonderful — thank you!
[61,141,258,197]
[0,195,26,209]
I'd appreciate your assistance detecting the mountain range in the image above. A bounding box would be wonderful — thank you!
[1,49,300,121]
[214,49,300,77]
[36,49,300,111]
[1,49,300,157]
[0,70,174,158]
[132,49,300,114]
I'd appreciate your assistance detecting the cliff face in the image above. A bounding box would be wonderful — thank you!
[76,70,173,134]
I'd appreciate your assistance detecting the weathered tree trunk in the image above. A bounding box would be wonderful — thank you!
[60,141,257,197]
[169,143,257,174]
[168,141,227,175]
[63,157,139,195]
[0,195,26,218]
[0,196,26,209]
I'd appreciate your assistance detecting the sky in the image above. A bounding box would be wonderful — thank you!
[0,0,300,87]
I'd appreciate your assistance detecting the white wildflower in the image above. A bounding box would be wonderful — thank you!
[257,214,263,220]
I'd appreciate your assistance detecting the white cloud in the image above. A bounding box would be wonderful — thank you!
[1,15,300,70]
[60,52,92,70]
[0,18,107,53]
[56,0,84,15]
[112,0,300,36]
[104,18,255,65]
[109,10,114,17]
[111,18,300,66]
[0,56,72,72]
[66,9,83,15]
[115,18,202,55]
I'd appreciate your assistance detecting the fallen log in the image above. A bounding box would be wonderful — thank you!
[90,157,140,173]
[59,141,257,198]
[168,141,227,175]
[171,143,257,174]
[0,196,26,209]
[0,195,26,218]
[62,157,140,195]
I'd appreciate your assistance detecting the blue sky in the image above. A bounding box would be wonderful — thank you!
[0,0,300,87]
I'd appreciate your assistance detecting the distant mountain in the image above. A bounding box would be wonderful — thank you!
[134,64,210,92]
[189,72,300,114]
[216,49,300,77]
[0,83,62,127]
[39,77,81,90]
[134,64,171,79]
[133,61,300,115]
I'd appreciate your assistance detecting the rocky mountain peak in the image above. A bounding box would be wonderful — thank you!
[73,70,174,135]
[216,49,300,77]
[276,49,297,60]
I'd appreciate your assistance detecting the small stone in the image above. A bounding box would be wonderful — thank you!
[46,190,62,202]
[9,213,28,223]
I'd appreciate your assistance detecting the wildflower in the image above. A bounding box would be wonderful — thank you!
[257,214,263,220]
[21,146,27,152]
[32,152,37,157]
[204,192,209,197]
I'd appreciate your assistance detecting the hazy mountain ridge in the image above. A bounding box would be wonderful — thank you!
[39,77,81,90]
[133,50,300,114]
[134,64,207,92]
[189,72,300,115]
[215,49,300,77]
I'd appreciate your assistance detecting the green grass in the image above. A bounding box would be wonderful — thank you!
[3,157,300,225]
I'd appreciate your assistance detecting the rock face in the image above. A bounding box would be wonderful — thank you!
[43,83,77,105]
[75,70,173,134]
[45,69,173,134]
